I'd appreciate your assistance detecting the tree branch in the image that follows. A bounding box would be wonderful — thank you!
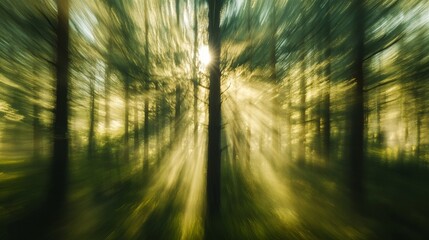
[364,33,404,62]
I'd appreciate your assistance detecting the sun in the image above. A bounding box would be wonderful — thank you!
[198,45,211,66]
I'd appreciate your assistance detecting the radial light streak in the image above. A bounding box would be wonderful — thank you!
[123,121,207,239]
[222,75,299,231]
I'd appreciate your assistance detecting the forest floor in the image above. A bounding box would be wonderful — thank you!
[1,149,429,240]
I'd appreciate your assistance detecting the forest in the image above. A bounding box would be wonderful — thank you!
[1,0,429,239]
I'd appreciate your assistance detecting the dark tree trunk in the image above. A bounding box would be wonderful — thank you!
[174,0,182,140]
[206,0,222,217]
[49,0,70,209]
[314,78,322,156]
[143,96,149,172]
[143,0,150,173]
[88,73,96,159]
[193,0,199,149]
[33,67,41,161]
[376,87,382,145]
[175,84,182,137]
[375,55,383,145]
[124,77,130,162]
[323,82,331,160]
[322,0,332,161]
[286,74,292,160]
[104,66,111,140]
[155,83,161,167]
[134,92,139,153]
[270,2,280,152]
[246,0,253,70]
[299,50,306,164]
[349,0,365,210]
[415,91,422,159]
[298,8,307,164]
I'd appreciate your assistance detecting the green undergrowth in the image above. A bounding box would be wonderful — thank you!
[2,150,429,239]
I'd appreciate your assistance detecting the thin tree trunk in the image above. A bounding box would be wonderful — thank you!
[376,87,382,145]
[299,50,306,164]
[124,77,130,162]
[175,84,182,138]
[33,67,41,161]
[286,72,292,160]
[323,0,332,161]
[375,55,383,145]
[104,66,111,141]
[323,83,331,160]
[174,0,182,140]
[415,92,421,159]
[143,0,150,173]
[247,0,253,70]
[134,91,139,153]
[155,83,160,167]
[88,72,96,158]
[270,1,280,152]
[193,0,199,148]
[143,97,149,172]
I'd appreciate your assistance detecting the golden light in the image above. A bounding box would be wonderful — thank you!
[198,45,211,66]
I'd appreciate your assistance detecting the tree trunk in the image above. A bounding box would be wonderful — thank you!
[143,0,150,173]
[49,0,70,209]
[88,72,96,159]
[104,65,111,141]
[33,67,41,161]
[174,0,182,140]
[175,84,182,138]
[134,91,139,153]
[206,0,222,217]
[124,77,130,162]
[247,0,253,70]
[193,0,199,149]
[299,50,306,164]
[155,83,161,167]
[286,74,292,160]
[143,96,149,172]
[349,0,365,210]
[322,0,332,161]
[415,90,421,159]
[270,1,280,152]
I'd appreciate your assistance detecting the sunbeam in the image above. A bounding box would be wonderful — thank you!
[2,0,429,239]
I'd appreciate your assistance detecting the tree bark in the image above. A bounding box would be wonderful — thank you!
[143,0,150,173]
[349,0,365,210]
[88,72,96,159]
[49,0,70,209]
[322,0,332,161]
[134,91,139,153]
[270,1,280,152]
[206,0,222,217]
[143,97,149,172]
[193,0,199,149]
[124,77,130,162]
[33,67,41,161]
[174,0,182,140]
[104,66,111,140]
[299,50,306,164]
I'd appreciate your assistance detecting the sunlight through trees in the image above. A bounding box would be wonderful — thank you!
[1,0,429,239]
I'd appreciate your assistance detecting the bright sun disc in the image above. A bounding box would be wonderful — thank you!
[198,45,211,66]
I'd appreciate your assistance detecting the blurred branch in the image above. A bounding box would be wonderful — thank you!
[364,78,396,92]
[198,82,209,90]
[364,33,404,62]
[37,8,56,31]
